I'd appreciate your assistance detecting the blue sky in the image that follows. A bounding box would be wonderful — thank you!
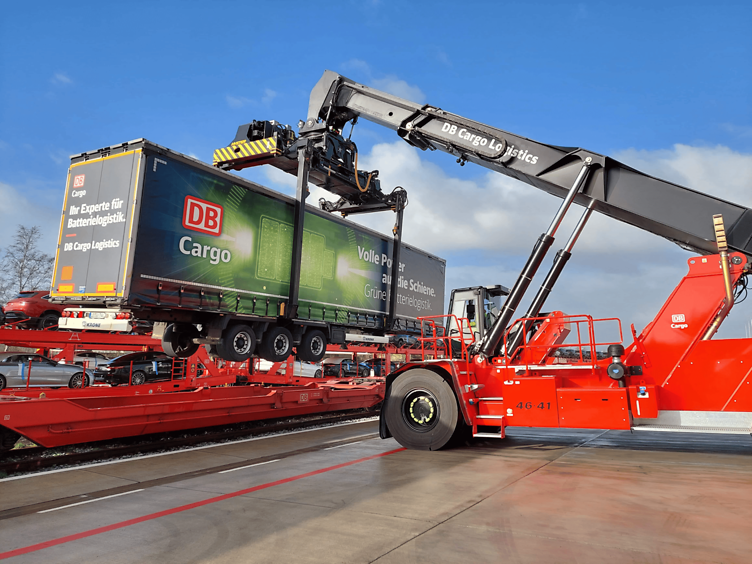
[1,1,751,336]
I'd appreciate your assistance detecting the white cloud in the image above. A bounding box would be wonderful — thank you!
[720,123,752,139]
[371,76,426,103]
[227,88,278,110]
[261,88,277,105]
[340,59,426,103]
[226,95,253,109]
[50,72,72,85]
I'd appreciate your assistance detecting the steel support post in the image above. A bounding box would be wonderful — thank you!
[387,189,406,331]
[286,138,312,319]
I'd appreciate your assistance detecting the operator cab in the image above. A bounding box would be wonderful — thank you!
[446,285,509,352]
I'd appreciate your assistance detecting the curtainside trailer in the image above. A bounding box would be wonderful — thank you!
[50,139,445,363]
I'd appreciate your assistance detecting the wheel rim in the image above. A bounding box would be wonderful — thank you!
[273,333,290,355]
[132,372,145,385]
[401,388,440,432]
[310,335,324,356]
[70,373,84,388]
[233,331,253,355]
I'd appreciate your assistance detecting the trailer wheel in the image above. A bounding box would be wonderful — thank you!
[258,326,293,363]
[298,329,327,362]
[384,369,459,451]
[130,371,146,386]
[162,324,200,358]
[217,324,256,362]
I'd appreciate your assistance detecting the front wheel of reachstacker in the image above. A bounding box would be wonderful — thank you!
[384,369,459,451]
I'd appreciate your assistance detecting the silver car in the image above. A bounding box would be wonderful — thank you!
[0,353,94,390]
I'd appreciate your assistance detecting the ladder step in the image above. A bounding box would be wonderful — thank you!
[473,432,503,439]
[478,397,504,401]
[476,415,504,420]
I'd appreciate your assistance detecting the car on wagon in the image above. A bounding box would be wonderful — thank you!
[95,351,175,386]
[0,353,94,390]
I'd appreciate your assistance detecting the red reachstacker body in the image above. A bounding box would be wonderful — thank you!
[383,252,752,446]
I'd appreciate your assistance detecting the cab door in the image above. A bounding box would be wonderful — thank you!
[447,289,483,348]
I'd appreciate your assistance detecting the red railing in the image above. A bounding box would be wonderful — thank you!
[418,315,475,361]
[502,314,623,370]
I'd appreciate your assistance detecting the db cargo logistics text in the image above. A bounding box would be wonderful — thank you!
[52,144,445,325]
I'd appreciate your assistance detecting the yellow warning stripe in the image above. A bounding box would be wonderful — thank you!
[213,137,279,166]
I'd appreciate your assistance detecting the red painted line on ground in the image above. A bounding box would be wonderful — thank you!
[0,447,406,560]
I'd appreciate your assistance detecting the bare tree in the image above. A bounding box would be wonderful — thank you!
[0,226,54,304]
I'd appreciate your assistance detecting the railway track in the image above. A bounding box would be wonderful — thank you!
[0,409,379,477]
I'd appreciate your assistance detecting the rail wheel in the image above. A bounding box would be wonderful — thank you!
[162,323,200,358]
[258,326,293,363]
[298,329,327,362]
[131,371,146,386]
[217,324,256,362]
[384,369,459,450]
[0,428,20,452]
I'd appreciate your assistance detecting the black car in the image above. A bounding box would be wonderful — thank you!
[322,359,370,378]
[95,351,175,386]
[362,359,399,377]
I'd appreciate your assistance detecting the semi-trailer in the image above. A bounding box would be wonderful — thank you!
[50,139,445,363]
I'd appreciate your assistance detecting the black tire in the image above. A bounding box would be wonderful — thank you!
[162,324,200,358]
[258,326,293,363]
[384,369,459,451]
[0,374,5,391]
[315,369,322,379]
[68,372,85,389]
[298,329,327,362]
[360,368,368,377]
[396,338,405,348]
[217,324,256,362]
[39,313,60,330]
[131,370,146,386]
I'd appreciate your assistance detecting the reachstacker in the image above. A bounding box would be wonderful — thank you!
[212,71,752,449]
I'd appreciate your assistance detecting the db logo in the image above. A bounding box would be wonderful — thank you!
[671,313,688,329]
[183,196,223,236]
[73,174,85,188]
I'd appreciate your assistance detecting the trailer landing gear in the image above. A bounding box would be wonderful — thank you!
[162,324,200,358]
[384,369,460,450]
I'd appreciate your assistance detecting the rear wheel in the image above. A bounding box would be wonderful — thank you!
[258,326,293,363]
[131,371,146,386]
[0,374,5,391]
[217,324,256,362]
[384,369,459,451]
[297,329,327,362]
[39,313,59,330]
[162,324,200,358]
